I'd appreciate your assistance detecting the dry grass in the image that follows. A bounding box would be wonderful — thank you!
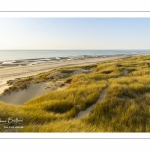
[1,55,150,132]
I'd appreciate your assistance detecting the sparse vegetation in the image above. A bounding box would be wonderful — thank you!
[1,55,150,132]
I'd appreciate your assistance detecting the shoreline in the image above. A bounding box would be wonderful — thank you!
[0,54,128,68]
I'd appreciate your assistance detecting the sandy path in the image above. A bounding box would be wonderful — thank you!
[74,68,129,119]
[75,85,109,119]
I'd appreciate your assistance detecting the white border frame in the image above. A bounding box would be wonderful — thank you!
[0,5,150,139]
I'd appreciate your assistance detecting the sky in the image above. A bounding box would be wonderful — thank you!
[0,18,150,50]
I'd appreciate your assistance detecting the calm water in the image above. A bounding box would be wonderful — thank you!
[0,50,150,61]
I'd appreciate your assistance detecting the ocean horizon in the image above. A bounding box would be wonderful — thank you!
[0,50,150,61]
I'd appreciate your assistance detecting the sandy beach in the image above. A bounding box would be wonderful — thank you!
[0,54,131,104]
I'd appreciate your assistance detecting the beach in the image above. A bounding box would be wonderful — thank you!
[0,54,131,104]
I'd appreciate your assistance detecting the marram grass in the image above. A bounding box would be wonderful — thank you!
[1,55,150,132]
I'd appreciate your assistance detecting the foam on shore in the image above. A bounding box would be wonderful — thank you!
[0,54,128,68]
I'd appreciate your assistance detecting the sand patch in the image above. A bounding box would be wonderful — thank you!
[46,69,92,80]
[0,81,68,105]
[71,69,92,75]
[0,83,49,105]
[123,69,128,76]
[44,81,68,91]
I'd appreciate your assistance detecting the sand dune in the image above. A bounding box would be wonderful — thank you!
[0,55,131,104]
[0,83,49,105]
[0,81,68,105]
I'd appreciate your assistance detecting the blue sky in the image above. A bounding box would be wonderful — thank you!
[0,18,150,50]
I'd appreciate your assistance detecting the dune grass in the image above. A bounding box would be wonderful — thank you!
[1,55,150,132]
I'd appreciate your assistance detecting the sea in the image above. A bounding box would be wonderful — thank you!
[0,50,150,61]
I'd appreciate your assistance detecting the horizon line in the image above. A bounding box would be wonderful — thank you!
[1,49,150,51]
